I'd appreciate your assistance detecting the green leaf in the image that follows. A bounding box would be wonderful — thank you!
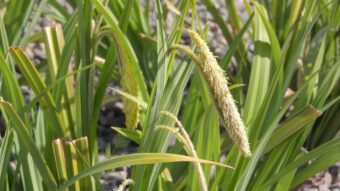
[75,0,94,157]
[0,14,9,56]
[3,0,34,44]
[0,100,58,190]
[291,149,340,188]
[201,0,251,79]
[220,13,254,70]
[9,47,66,136]
[0,130,13,191]
[253,2,282,68]
[52,139,68,186]
[132,1,192,190]
[92,0,149,130]
[264,105,322,154]
[64,141,81,191]
[74,137,94,191]
[112,127,142,144]
[261,137,340,189]
[234,88,303,191]
[43,24,76,137]
[91,0,149,102]
[110,87,148,109]
[60,153,232,190]
[243,4,272,126]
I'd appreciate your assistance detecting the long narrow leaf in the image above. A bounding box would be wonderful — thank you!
[0,100,58,190]
[60,153,232,190]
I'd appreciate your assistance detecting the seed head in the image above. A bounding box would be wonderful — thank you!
[121,65,140,129]
[171,29,251,157]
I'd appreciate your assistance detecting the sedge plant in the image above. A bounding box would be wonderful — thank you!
[0,0,339,191]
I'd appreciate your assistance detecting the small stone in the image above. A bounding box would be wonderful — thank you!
[168,134,176,147]
[304,188,318,191]
[99,178,107,186]
[23,47,34,59]
[319,185,330,191]
[98,154,107,162]
[114,102,124,111]
[21,86,30,94]
[99,172,106,179]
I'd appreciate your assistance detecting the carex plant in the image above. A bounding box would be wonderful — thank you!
[0,0,339,191]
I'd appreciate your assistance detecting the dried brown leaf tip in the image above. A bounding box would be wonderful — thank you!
[170,29,251,157]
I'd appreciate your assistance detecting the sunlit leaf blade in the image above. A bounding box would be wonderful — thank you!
[43,24,76,137]
[132,1,192,190]
[110,87,148,109]
[264,105,322,154]
[52,139,68,186]
[243,4,271,126]
[112,127,142,144]
[9,47,66,136]
[60,153,232,190]
[64,142,81,191]
[0,100,57,190]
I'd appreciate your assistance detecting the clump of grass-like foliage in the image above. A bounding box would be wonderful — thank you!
[0,0,339,191]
